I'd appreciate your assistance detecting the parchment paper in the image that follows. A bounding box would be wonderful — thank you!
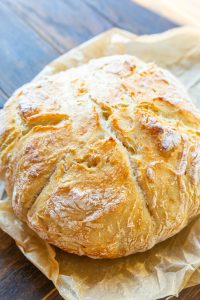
[1,27,200,300]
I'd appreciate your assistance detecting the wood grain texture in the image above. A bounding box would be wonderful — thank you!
[0,229,56,300]
[85,0,178,34]
[0,2,58,97]
[0,89,8,108]
[42,288,63,300]
[3,0,113,53]
[172,286,200,300]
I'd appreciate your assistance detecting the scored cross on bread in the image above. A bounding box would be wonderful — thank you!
[0,55,200,258]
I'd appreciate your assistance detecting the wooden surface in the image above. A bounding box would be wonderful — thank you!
[135,0,200,27]
[0,1,199,299]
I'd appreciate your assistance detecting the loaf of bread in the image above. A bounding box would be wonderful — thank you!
[0,55,200,258]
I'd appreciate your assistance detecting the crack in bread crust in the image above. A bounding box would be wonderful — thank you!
[1,54,200,258]
[90,97,155,223]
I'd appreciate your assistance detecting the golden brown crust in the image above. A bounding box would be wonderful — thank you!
[0,55,200,258]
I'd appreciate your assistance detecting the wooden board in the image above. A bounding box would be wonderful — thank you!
[3,0,112,53]
[0,2,58,96]
[85,0,177,34]
[0,1,199,299]
[0,89,8,108]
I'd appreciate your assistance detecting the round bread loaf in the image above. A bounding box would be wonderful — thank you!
[0,55,200,258]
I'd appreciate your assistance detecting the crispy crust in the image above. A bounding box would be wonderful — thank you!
[1,55,200,258]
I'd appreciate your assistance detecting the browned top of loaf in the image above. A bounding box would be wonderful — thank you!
[0,55,200,258]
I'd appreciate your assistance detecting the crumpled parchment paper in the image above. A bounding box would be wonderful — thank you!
[1,26,200,300]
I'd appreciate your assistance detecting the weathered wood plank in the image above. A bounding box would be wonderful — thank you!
[42,288,63,300]
[0,2,58,97]
[0,89,8,108]
[162,286,200,300]
[85,0,178,34]
[0,230,55,300]
[2,0,113,53]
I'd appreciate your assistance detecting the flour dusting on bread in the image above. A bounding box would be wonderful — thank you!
[0,55,200,258]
